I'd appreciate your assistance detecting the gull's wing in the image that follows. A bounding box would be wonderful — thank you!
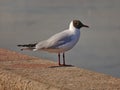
[34,30,73,50]
[47,33,72,49]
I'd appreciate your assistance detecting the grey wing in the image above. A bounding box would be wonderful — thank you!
[47,34,73,49]
[35,30,73,50]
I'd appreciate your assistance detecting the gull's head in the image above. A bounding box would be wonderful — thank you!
[69,20,89,30]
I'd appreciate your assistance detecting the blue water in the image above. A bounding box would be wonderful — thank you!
[0,0,120,77]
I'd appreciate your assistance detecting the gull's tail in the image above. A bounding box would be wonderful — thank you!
[17,43,37,51]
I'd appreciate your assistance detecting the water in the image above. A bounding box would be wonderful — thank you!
[0,0,120,77]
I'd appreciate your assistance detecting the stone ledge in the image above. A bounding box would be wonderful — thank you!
[0,48,120,90]
[0,69,59,90]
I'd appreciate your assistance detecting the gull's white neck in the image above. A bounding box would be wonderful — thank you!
[68,21,80,43]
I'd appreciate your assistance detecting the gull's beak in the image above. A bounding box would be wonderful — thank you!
[83,24,89,28]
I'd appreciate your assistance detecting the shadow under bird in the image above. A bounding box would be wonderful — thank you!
[17,20,89,66]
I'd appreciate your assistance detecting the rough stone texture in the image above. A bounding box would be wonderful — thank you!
[0,48,120,90]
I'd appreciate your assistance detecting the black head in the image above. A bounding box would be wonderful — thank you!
[73,20,89,29]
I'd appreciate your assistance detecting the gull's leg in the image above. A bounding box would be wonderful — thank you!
[63,53,65,66]
[58,53,61,65]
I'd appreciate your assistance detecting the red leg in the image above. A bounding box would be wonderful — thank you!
[58,53,61,65]
[63,53,65,66]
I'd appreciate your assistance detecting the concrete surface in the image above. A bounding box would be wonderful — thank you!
[0,48,120,90]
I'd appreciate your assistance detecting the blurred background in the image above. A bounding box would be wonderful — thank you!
[0,0,120,77]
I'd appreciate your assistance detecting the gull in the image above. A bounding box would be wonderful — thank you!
[17,20,89,66]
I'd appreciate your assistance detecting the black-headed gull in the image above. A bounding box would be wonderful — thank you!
[18,20,89,66]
